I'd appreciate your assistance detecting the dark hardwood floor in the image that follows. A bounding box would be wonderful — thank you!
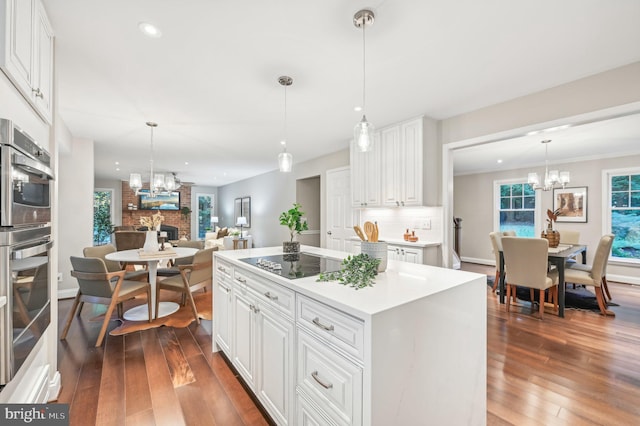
[54,265,640,425]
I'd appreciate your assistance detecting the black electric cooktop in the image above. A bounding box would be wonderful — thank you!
[239,252,343,280]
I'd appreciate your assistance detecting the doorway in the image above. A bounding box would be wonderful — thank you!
[296,176,320,247]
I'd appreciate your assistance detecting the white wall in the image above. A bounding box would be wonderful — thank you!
[218,149,349,248]
[58,137,94,295]
[454,154,640,284]
[440,61,640,267]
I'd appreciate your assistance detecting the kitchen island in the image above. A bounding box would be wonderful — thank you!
[213,246,486,426]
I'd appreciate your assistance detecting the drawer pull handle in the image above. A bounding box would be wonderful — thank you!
[219,284,230,293]
[217,266,227,273]
[249,304,260,314]
[311,371,333,389]
[264,292,278,301]
[312,317,334,332]
[235,277,246,284]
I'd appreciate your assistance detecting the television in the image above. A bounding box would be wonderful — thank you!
[138,191,180,210]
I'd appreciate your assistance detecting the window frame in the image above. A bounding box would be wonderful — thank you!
[195,192,215,240]
[493,178,541,236]
[602,167,640,265]
[93,188,114,246]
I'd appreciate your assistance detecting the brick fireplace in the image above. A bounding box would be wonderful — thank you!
[121,182,192,239]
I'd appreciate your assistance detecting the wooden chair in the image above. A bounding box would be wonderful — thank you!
[61,256,152,347]
[84,244,148,281]
[564,234,615,316]
[501,237,559,319]
[114,231,146,251]
[156,248,214,323]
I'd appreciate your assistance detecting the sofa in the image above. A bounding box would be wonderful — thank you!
[204,227,252,250]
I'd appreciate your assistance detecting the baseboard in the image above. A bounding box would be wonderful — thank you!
[608,273,640,286]
[57,288,77,299]
[460,256,494,266]
[48,371,61,402]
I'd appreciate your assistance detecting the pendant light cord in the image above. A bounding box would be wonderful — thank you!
[149,125,154,191]
[362,20,366,113]
[284,82,287,151]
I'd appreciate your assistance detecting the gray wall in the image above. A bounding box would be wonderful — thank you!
[454,154,640,283]
[296,176,321,247]
[218,149,349,248]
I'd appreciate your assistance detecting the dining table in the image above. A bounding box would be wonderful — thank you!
[499,244,587,318]
[105,247,198,320]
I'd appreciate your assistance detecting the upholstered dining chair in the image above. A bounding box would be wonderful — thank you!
[156,248,214,323]
[564,234,615,316]
[488,230,517,293]
[560,230,580,244]
[84,244,148,281]
[61,256,152,347]
[114,231,146,251]
[501,237,559,319]
[156,240,209,277]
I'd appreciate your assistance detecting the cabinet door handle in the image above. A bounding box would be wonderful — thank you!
[401,249,405,255]
[264,292,278,301]
[249,304,260,314]
[396,248,400,254]
[401,201,405,206]
[217,266,227,273]
[312,317,334,332]
[32,88,43,98]
[219,284,230,293]
[396,201,400,206]
[235,277,246,284]
[311,371,333,389]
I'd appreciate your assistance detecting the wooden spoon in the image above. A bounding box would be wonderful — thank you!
[373,221,379,242]
[363,221,375,242]
[353,225,366,241]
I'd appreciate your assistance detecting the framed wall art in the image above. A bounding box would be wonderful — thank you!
[553,186,587,223]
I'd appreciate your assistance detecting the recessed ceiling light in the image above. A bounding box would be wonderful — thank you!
[138,22,162,38]
[115,161,119,165]
[354,106,362,112]
[184,162,189,166]
[526,130,540,136]
[116,168,120,171]
[497,159,503,164]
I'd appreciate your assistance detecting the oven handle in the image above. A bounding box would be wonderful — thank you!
[12,240,54,259]
[12,153,54,180]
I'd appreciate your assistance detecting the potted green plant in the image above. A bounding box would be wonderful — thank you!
[279,202,309,254]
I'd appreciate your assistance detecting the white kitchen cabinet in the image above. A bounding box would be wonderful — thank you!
[387,244,423,264]
[0,0,54,124]
[213,262,233,355]
[381,118,423,207]
[350,134,380,208]
[221,265,295,425]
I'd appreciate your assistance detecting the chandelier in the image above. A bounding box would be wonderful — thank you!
[129,121,166,197]
[527,140,570,191]
[353,9,375,152]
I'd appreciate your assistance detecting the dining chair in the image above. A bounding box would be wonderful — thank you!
[560,230,580,244]
[564,234,615,315]
[501,237,559,319]
[156,240,209,277]
[156,248,214,323]
[114,231,146,251]
[489,232,504,292]
[61,256,152,347]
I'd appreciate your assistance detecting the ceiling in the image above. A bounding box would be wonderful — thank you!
[44,0,640,186]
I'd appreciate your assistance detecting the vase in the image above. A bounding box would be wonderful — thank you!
[361,241,388,272]
[541,228,560,248]
[143,230,159,253]
[283,241,300,254]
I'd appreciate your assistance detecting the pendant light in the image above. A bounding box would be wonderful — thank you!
[278,75,293,173]
[527,140,570,191]
[129,121,166,197]
[353,9,375,152]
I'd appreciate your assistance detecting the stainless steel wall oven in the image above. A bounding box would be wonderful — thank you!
[0,118,53,387]
[0,118,53,228]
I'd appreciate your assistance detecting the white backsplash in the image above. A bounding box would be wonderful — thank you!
[358,207,443,243]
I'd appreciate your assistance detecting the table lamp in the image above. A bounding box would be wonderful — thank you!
[211,216,219,231]
[236,216,247,239]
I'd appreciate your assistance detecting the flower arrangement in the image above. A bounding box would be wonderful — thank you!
[546,208,560,229]
[140,211,164,230]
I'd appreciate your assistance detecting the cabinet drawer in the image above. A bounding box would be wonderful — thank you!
[297,392,338,426]
[297,329,362,426]
[297,294,364,362]
[234,267,295,318]
[215,258,233,280]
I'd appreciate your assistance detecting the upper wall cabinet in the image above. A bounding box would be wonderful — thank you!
[351,116,427,208]
[0,0,54,124]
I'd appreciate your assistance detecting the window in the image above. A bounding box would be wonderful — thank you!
[93,189,113,246]
[494,180,539,237]
[196,193,215,240]
[605,168,640,263]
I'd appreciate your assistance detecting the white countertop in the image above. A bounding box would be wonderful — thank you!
[215,245,483,319]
